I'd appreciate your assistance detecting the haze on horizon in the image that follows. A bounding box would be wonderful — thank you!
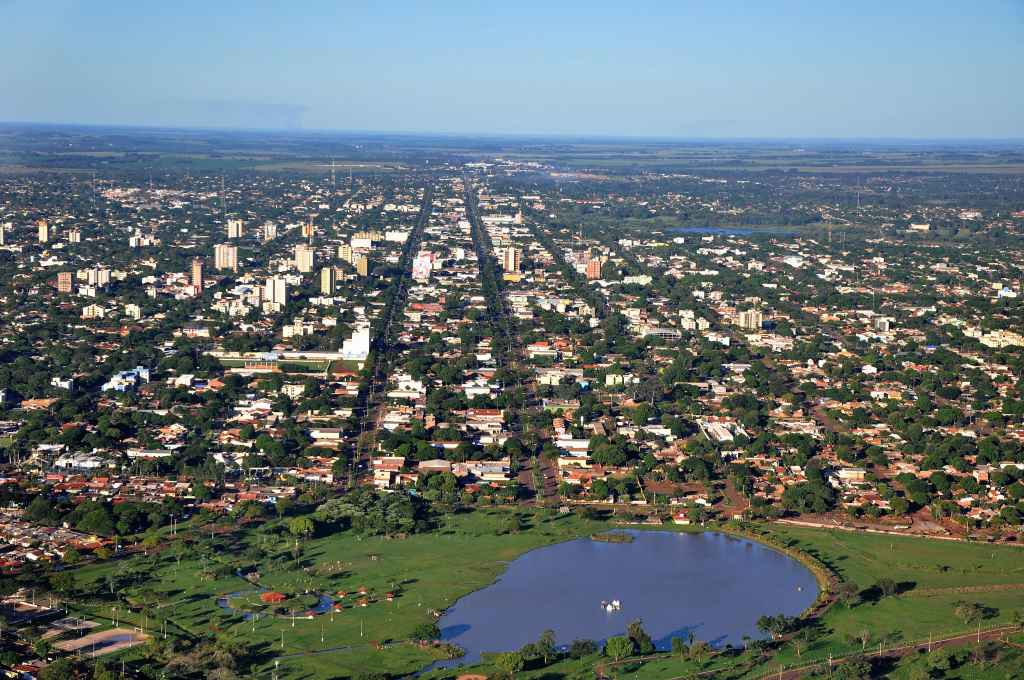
[1,0,1022,139]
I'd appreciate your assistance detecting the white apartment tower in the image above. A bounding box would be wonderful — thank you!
[214,243,239,272]
[227,219,244,239]
[294,244,315,273]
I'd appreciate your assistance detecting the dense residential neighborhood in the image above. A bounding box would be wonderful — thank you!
[1,129,1024,680]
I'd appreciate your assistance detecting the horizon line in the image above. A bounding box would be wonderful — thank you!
[2,120,1023,145]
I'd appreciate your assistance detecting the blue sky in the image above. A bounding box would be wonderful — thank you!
[1,0,1022,138]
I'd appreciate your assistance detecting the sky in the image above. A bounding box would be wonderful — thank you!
[1,0,1022,138]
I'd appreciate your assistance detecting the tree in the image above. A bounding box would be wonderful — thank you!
[411,622,440,641]
[493,651,524,678]
[536,629,557,665]
[875,578,898,598]
[604,635,634,661]
[568,639,597,659]
[671,636,688,658]
[287,516,315,539]
[627,619,655,654]
[836,581,860,607]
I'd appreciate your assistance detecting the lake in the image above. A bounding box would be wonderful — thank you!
[434,530,818,667]
[669,226,798,236]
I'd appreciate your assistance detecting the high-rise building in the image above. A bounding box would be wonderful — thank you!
[214,243,238,271]
[37,220,50,244]
[736,309,764,331]
[265,276,287,307]
[586,258,603,281]
[302,220,314,240]
[57,271,73,294]
[501,246,521,272]
[227,219,244,239]
[191,258,204,289]
[354,253,369,277]
[294,244,315,273]
[337,244,353,263]
[320,267,336,295]
[0,222,7,245]
[262,221,277,241]
[67,228,81,244]
[124,303,142,320]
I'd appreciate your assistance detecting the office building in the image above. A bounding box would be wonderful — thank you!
[214,243,238,271]
[294,244,315,273]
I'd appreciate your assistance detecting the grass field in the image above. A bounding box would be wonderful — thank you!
[65,508,606,678]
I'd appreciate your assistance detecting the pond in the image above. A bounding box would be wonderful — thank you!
[433,530,818,668]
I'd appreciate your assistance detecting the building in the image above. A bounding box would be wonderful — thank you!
[57,271,73,294]
[0,222,7,245]
[501,246,521,273]
[354,253,369,277]
[294,244,315,273]
[302,220,314,240]
[227,219,244,239]
[191,257,204,289]
[320,267,336,295]
[67,228,81,244]
[214,243,238,272]
[412,252,433,282]
[264,276,287,309]
[341,325,371,362]
[736,309,764,331]
[37,220,50,244]
[82,304,105,320]
[338,244,353,263]
[124,303,142,320]
[586,258,603,281]
[262,221,277,241]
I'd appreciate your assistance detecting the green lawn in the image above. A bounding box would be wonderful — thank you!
[65,508,605,678]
